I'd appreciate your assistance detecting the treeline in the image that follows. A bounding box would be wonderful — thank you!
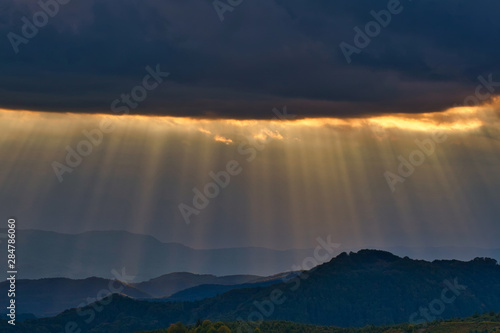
[1,311,500,332]
[139,311,500,333]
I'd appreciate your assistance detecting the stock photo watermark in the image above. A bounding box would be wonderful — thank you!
[385,73,500,192]
[384,132,447,192]
[7,0,72,54]
[409,278,467,326]
[5,217,17,326]
[340,0,412,64]
[51,64,170,183]
[235,235,340,333]
[178,106,295,225]
[455,74,500,107]
[64,268,135,333]
[212,0,244,22]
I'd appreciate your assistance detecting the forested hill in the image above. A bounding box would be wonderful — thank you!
[3,250,500,332]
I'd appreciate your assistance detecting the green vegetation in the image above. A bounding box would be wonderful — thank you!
[138,312,500,333]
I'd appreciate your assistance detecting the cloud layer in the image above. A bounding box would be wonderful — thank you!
[1,0,500,118]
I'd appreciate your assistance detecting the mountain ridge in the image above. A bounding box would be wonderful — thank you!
[5,250,499,331]
[0,229,314,280]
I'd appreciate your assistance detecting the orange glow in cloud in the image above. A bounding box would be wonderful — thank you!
[0,99,498,138]
[214,135,233,144]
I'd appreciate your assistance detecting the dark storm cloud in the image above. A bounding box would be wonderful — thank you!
[1,0,500,118]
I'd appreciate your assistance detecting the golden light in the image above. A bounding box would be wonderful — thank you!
[0,101,499,258]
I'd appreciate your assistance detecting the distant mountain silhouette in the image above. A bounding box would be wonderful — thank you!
[163,272,297,302]
[0,277,149,317]
[4,229,499,282]
[2,229,498,282]
[0,229,315,280]
[133,272,261,298]
[0,272,296,317]
[135,271,296,301]
[7,250,500,332]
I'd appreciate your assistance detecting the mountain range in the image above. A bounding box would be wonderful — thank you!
[0,229,313,280]
[4,250,499,332]
[0,272,296,317]
[1,229,499,281]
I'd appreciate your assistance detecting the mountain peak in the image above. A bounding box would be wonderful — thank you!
[332,249,401,264]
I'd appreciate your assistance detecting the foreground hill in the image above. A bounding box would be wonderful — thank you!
[3,250,499,332]
[188,250,500,327]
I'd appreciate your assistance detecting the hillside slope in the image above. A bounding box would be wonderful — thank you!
[3,250,499,331]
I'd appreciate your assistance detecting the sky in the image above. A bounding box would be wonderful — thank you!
[1,0,500,118]
[1,103,499,250]
[1,0,499,251]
